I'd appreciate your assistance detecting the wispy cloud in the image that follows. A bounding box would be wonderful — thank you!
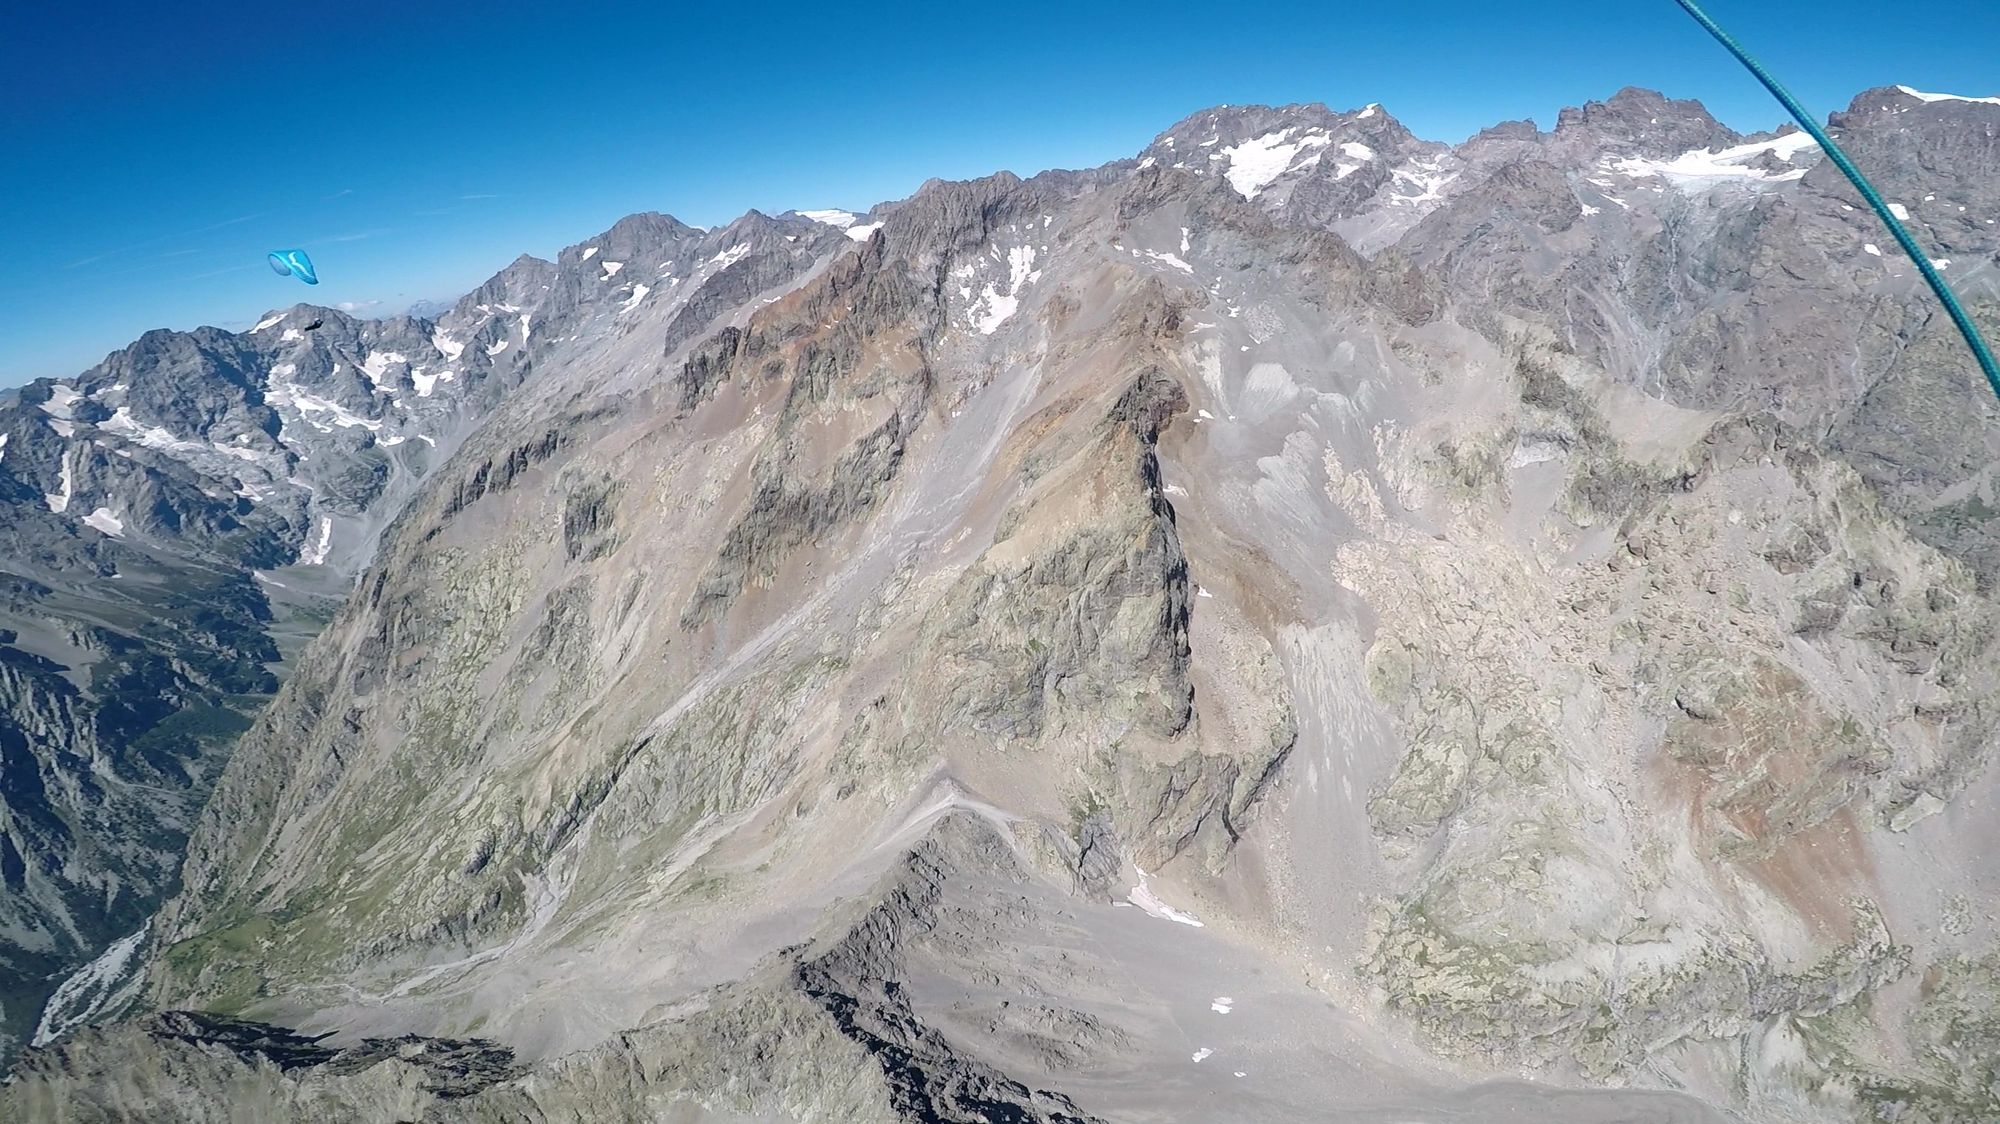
[319,228,392,243]
[323,188,354,200]
[183,264,261,280]
[336,299,383,313]
[159,248,205,258]
[413,208,455,216]
[459,193,502,200]
[59,211,268,271]
[190,212,266,235]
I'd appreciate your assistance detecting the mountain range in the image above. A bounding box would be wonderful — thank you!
[1,81,1997,1123]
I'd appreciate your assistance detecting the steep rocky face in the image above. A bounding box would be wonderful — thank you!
[0,209,844,1063]
[7,79,2000,1124]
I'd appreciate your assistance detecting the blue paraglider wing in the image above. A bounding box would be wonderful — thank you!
[267,248,319,285]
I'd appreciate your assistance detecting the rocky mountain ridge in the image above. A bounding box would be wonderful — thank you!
[4,80,1998,1122]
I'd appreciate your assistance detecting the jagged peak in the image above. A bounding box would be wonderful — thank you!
[1835,84,2000,124]
[1144,100,1413,156]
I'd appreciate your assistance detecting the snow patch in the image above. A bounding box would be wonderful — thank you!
[1219,128,1331,198]
[846,222,883,242]
[798,208,859,228]
[32,922,150,1047]
[360,351,407,387]
[431,331,465,360]
[601,260,625,278]
[270,384,382,431]
[411,368,455,397]
[969,245,1040,334]
[1865,243,1882,256]
[1191,1048,1214,1063]
[1388,154,1456,208]
[486,339,510,356]
[619,284,651,314]
[1357,103,1379,119]
[1210,997,1234,1014]
[1609,131,1819,189]
[580,246,599,260]
[299,516,333,566]
[252,312,286,332]
[1141,249,1193,274]
[1888,202,1911,221]
[83,507,123,536]
[39,384,81,419]
[1127,867,1204,927]
[706,244,752,270]
[44,450,74,513]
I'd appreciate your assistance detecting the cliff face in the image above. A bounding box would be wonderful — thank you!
[9,84,2000,1123]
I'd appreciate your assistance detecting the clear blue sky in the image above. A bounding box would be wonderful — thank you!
[4,0,1995,385]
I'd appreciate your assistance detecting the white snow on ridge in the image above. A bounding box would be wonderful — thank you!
[486,339,511,356]
[431,332,465,361]
[798,208,859,229]
[1611,130,1820,189]
[1141,249,1193,274]
[846,222,883,242]
[580,246,599,260]
[252,312,286,332]
[1896,84,2000,106]
[601,260,625,278]
[83,507,124,537]
[0,433,8,464]
[1219,128,1332,198]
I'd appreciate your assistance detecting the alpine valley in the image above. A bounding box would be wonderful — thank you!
[3,82,1999,1123]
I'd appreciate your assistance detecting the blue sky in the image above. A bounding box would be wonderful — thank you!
[4,0,1996,385]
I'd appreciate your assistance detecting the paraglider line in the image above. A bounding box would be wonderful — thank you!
[1670,0,2000,401]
